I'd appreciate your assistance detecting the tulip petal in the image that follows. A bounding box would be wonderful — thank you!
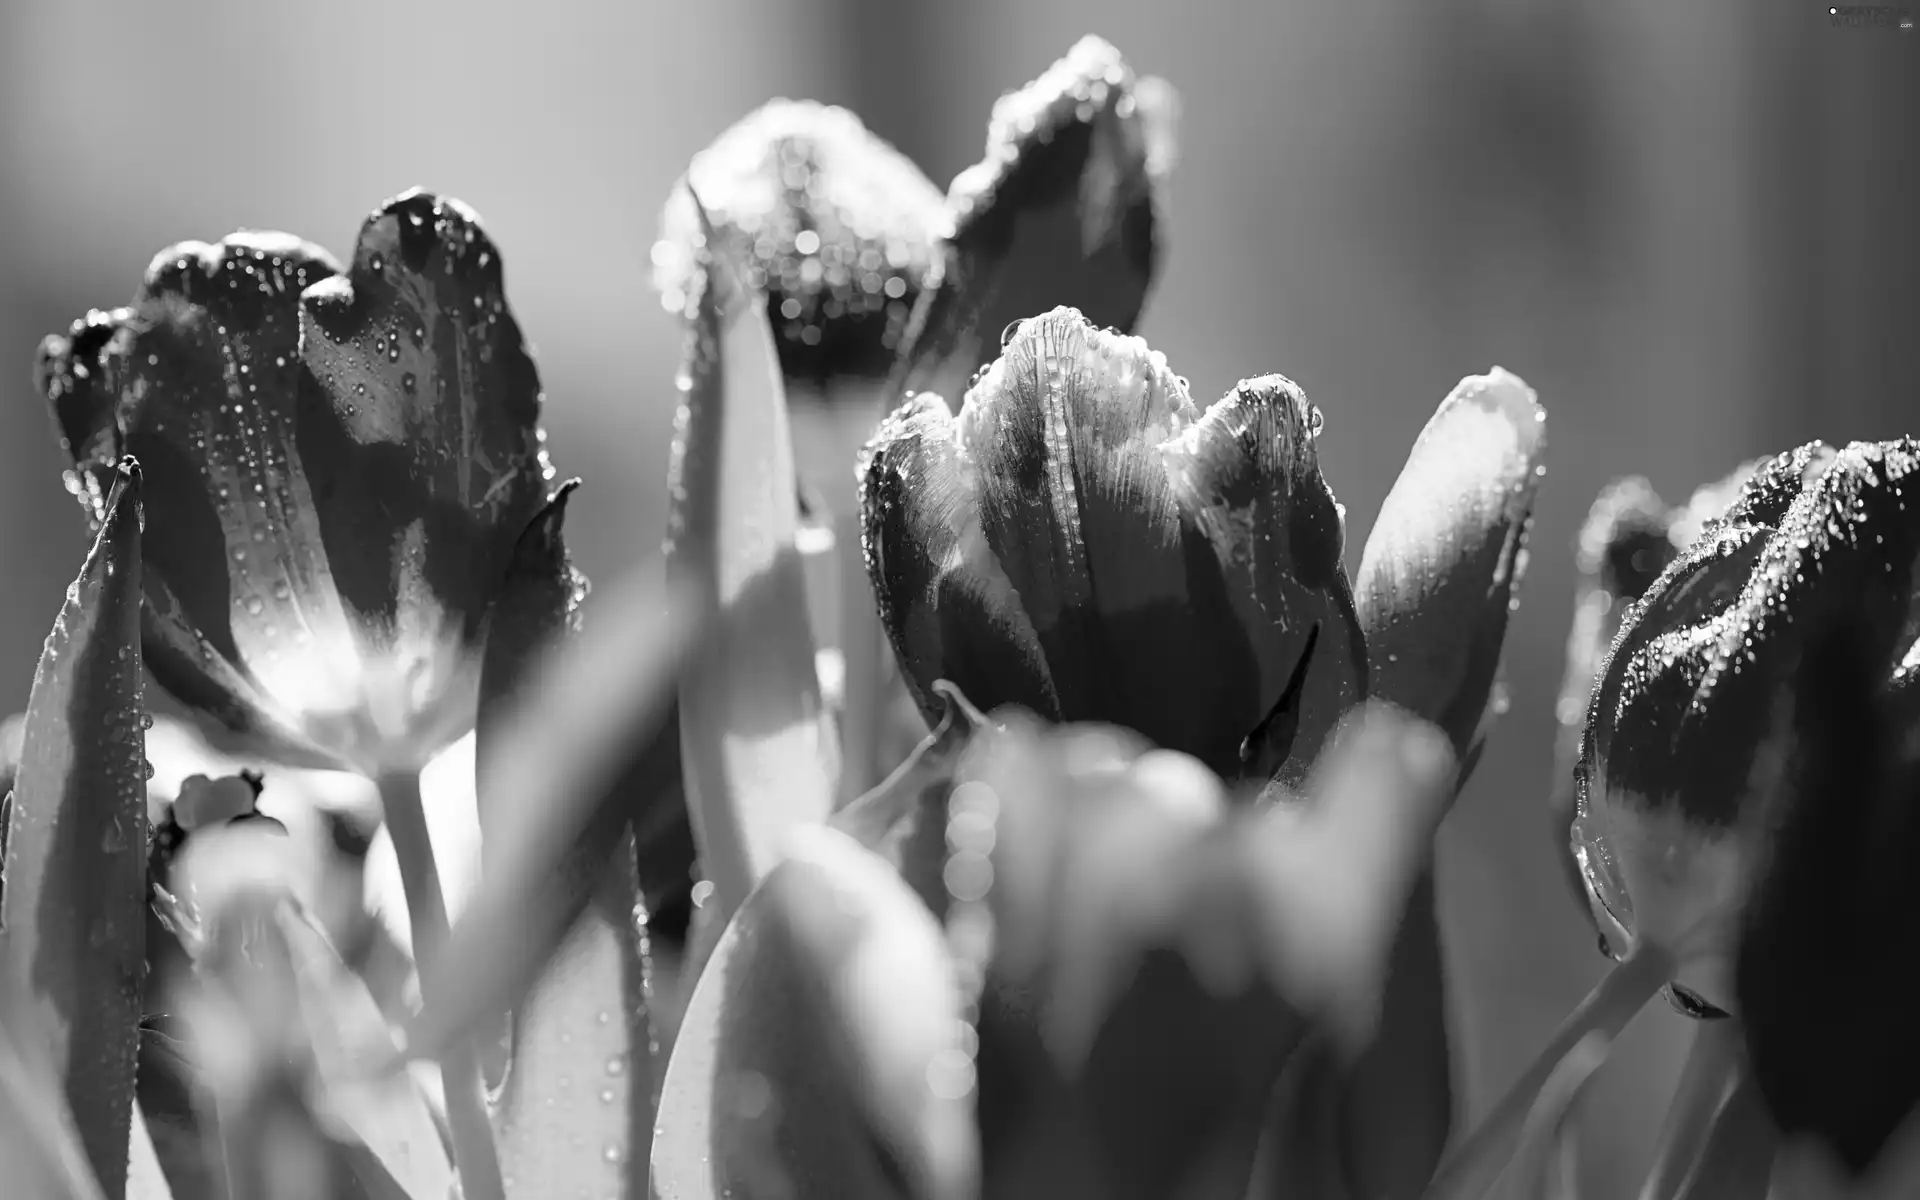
[1736,615,1920,1175]
[861,392,1060,725]
[1593,440,1920,827]
[1354,367,1546,754]
[652,825,979,1200]
[894,36,1171,405]
[654,100,945,391]
[37,283,342,770]
[0,459,147,1197]
[667,191,835,923]
[1164,373,1368,783]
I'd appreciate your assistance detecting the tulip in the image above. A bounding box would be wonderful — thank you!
[36,188,562,779]
[1428,438,1920,1199]
[862,306,1366,786]
[1573,439,1920,1008]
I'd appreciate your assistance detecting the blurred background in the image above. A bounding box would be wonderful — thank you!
[1,1,1913,1193]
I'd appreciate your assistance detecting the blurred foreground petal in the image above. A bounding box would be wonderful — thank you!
[652,825,978,1200]
[0,458,147,1196]
[0,974,109,1200]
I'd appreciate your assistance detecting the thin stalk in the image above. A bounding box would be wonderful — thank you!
[836,508,888,805]
[1423,944,1672,1200]
[1637,1019,1744,1200]
[380,769,506,1200]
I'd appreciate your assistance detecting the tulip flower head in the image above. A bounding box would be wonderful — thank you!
[862,306,1366,785]
[37,190,559,777]
[1574,438,1920,1012]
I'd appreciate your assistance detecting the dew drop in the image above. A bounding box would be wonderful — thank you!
[1000,319,1025,348]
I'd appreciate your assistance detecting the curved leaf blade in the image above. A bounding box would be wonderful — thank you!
[0,457,147,1196]
[665,185,834,925]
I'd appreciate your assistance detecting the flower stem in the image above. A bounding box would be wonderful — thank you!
[1422,944,1670,1200]
[380,768,506,1200]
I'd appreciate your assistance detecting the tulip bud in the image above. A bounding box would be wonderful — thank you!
[1352,367,1546,757]
[862,307,1366,785]
[894,36,1178,410]
[1574,438,1920,1012]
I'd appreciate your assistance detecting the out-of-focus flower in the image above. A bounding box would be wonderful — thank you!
[1352,367,1547,758]
[37,189,562,777]
[1573,438,1920,1013]
[862,307,1365,785]
[655,696,1454,1198]
[1548,460,1761,912]
[1735,616,1920,1179]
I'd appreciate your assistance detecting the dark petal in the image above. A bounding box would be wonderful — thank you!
[655,100,946,391]
[1597,440,1920,827]
[893,37,1175,408]
[861,391,1059,725]
[299,187,551,640]
[1737,615,1920,1175]
[0,459,146,1197]
[1164,374,1368,785]
[1354,368,1546,754]
[35,271,340,767]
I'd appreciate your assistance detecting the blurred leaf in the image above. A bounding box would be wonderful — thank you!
[652,825,978,1200]
[0,458,147,1197]
[0,974,109,1200]
[407,561,699,1065]
[665,186,834,925]
[490,834,652,1199]
[1636,1020,1750,1200]
[177,832,422,1200]
[475,479,587,1090]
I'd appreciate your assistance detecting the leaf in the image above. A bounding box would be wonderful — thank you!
[0,457,147,1197]
[490,834,652,1199]
[651,825,978,1200]
[406,561,700,1065]
[665,185,834,924]
[830,681,989,918]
